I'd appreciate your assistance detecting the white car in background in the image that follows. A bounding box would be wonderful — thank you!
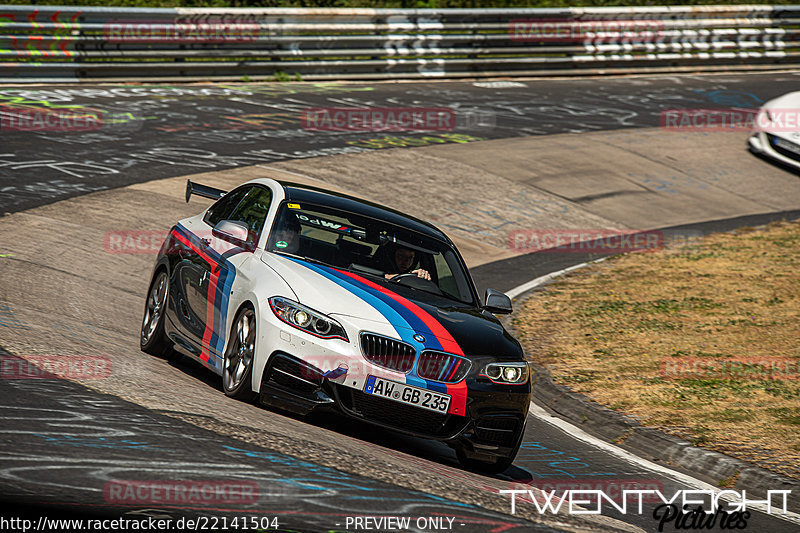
[748,91,800,171]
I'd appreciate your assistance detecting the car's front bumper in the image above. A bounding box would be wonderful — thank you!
[749,131,800,172]
[258,351,531,460]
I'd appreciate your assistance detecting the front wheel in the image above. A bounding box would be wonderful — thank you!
[140,270,172,357]
[223,307,257,401]
[456,449,516,475]
[457,421,526,475]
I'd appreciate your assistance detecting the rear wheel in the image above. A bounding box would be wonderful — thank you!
[140,270,172,357]
[223,307,257,401]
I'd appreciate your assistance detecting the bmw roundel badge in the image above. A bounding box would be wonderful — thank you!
[413,334,425,343]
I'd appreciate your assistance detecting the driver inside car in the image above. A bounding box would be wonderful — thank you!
[269,216,301,255]
[382,244,431,281]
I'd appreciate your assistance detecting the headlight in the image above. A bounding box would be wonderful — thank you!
[482,362,529,384]
[755,108,774,132]
[269,296,348,341]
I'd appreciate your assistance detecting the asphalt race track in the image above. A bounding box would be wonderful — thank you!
[2,73,800,532]
[2,72,800,214]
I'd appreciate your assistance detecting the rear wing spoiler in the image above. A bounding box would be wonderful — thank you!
[185,179,226,203]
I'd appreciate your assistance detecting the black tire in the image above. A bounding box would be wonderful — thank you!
[456,449,516,475]
[140,270,172,357]
[457,421,526,475]
[223,306,258,401]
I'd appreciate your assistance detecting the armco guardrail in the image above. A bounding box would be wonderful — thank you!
[1,4,799,82]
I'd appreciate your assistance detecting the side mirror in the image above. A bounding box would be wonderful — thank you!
[484,288,512,314]
[213,220,250,248]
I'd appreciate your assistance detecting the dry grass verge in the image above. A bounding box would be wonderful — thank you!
[513,220,800,482]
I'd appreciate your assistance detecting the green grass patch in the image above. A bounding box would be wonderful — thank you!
[514,219,800,480]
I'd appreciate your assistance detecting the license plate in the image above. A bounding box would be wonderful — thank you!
[364,376,450,414]
[773,137,800,155]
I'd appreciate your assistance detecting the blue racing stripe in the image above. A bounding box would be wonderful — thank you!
[218,266,236,355]
[334,273,446,353]
[440,358,456,381]
[285,257,457,392]
[175,223,237,362]
[293,260,445,353]
[210,265,236,357]
[208,265,225,357]
[419,378,447,393]
[285,257,419,348]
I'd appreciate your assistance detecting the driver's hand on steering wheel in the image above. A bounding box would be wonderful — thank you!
[385,269,431,281]
[413,268,431,281]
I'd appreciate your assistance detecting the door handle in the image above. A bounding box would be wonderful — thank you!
[201,238,211,247]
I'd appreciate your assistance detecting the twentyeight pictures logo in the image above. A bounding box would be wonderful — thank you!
[528,479,664,503]
[499,487,791,519]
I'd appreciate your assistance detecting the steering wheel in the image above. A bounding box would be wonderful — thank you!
[389,273,420,283]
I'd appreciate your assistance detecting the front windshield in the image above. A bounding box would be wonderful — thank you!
[267,201,476,305]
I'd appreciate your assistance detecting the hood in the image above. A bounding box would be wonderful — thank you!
[406,299,523,360]
[762,91,800,111]
[261,253,522,359]
[262,253,388,323]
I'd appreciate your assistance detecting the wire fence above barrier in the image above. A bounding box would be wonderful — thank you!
[1,4,799,82]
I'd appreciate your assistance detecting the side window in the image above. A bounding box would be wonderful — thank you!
[434,251,458,298]
[204,187,250,228]
[227,186,273,243]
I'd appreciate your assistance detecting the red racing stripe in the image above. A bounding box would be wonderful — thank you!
[202,270,220,362]
[334,269,465,355]
[446,359,462,381]
[173,230,218,362]
[333,269,469,416]
[445,382,468,416]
